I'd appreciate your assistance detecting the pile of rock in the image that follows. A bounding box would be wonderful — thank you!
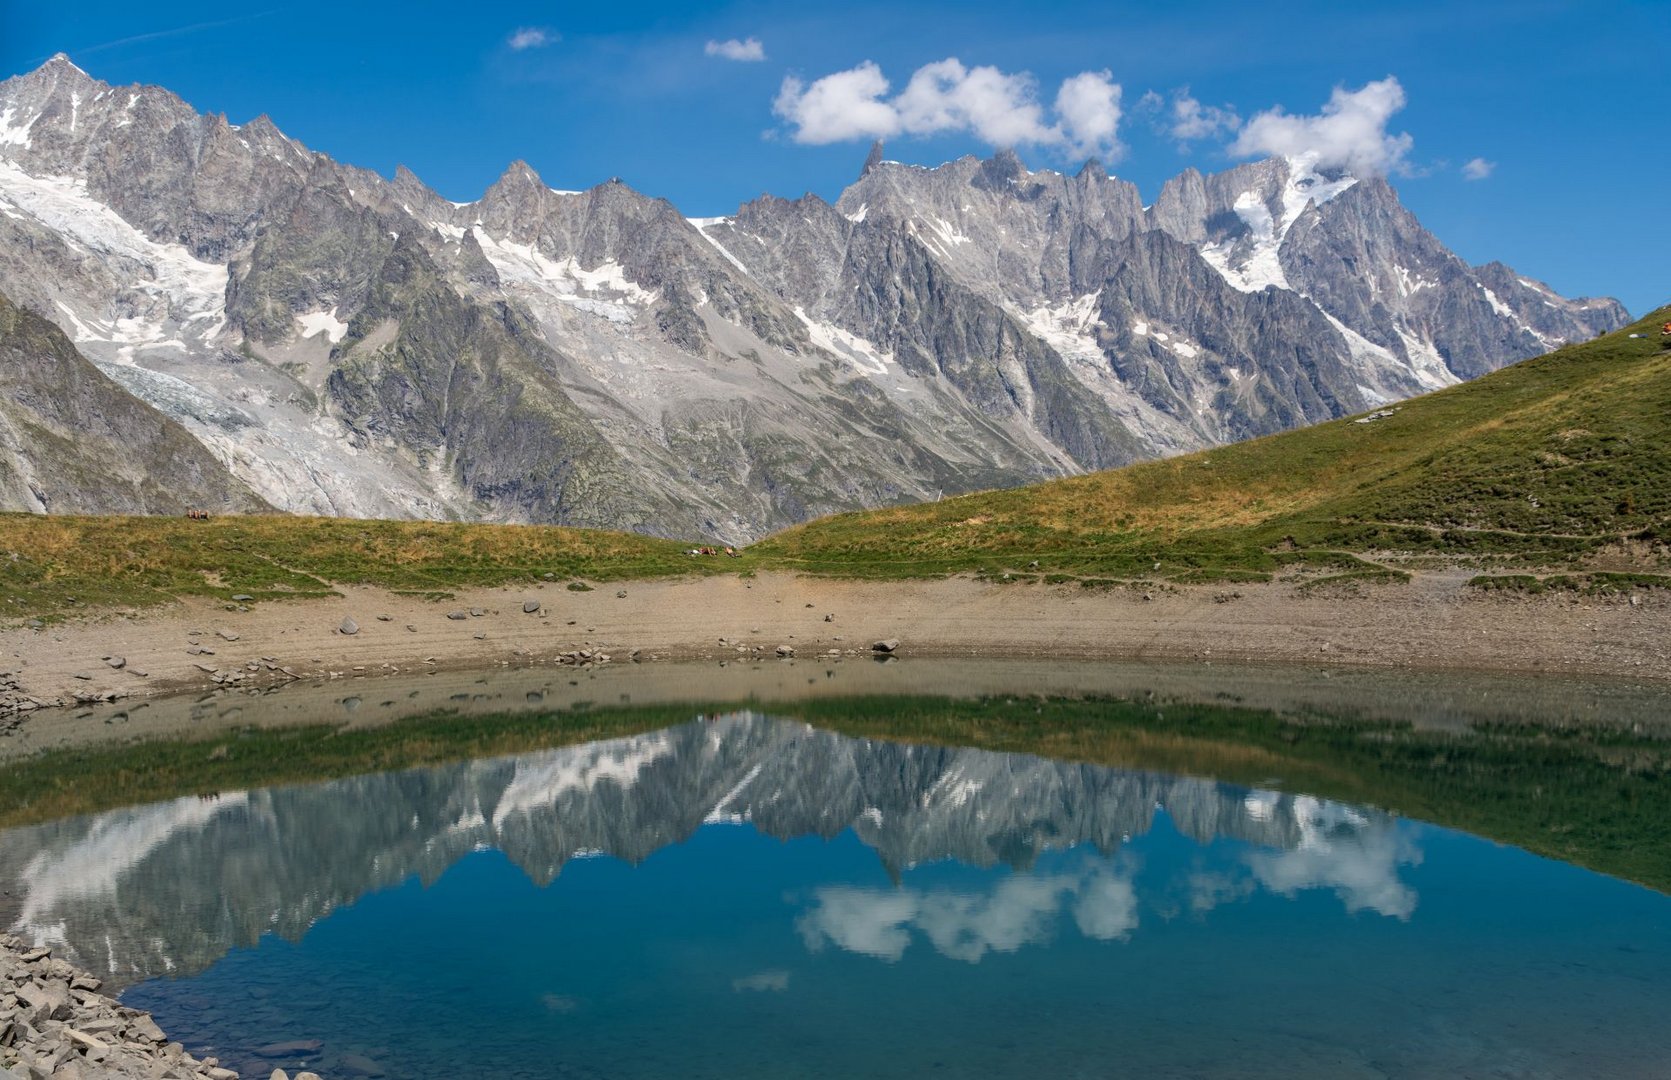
[0,670,62,731]
[0,936,320,1080]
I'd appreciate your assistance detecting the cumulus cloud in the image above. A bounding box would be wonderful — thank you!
[706,37,765,62]
[507,27,556,51]
[1167,88,1240,144]
[773,58,1124,159]
[895,59,1056,146]
[1229,76,1413,175]
[1054,71,1123,158]
[1461,156,1495,180]
[774,62,901,145]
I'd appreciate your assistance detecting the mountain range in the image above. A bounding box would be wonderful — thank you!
[0,55,1627,541]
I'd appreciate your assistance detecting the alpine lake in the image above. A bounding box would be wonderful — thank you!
[1,657,1667,1079]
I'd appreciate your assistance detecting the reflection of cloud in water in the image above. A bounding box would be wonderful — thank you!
[1190,795,1422,920]
[1248,828,1421,919]
[732,969,791,993]
[798,861,1137,963]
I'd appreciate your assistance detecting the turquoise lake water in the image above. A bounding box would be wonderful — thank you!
[3,705,1669,1078]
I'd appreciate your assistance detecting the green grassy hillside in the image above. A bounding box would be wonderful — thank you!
[752,306,1671,585]
[0,514,709,620]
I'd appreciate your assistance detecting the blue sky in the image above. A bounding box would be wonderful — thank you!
[4,1,1664,315]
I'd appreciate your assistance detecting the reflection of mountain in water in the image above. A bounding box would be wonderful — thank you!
[0,713,1416,985]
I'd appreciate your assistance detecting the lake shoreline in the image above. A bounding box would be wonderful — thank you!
[0,933,306,1080]
[1,571,1666,727]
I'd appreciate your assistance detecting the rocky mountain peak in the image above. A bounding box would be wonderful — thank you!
[861,139,885,177]
[973,146,1028,191]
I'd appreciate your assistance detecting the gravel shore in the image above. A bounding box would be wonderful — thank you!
[0,936,320,1080]
[0,571,1666,725]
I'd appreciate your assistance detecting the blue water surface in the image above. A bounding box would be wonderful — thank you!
[6,711,1668,1077]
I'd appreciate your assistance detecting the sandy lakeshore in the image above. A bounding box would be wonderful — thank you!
[0,571,1667,720]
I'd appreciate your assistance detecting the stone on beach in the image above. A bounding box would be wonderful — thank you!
[523,600,541,614]
[873,638,901,653]
[339,617,359,635]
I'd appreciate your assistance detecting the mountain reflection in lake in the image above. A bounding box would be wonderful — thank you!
[3,711,1668,1078]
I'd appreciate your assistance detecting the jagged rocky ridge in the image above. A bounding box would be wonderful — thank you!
[0,56,1628,540]
[0,712,1410,990]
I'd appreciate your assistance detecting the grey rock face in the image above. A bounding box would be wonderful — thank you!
[0,57,1629,540]
[0,292,267,515]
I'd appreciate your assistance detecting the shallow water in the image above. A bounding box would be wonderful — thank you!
[2,674,1670,1077]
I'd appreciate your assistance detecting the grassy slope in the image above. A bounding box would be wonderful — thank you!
[0,514,713,620]
[1,307,1665,619]
[753,306,1671,582]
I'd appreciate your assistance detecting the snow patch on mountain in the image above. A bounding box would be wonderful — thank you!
[795,308,893,376]
[296,308,348,344]
[0,106,36,148]
[688,220,756,279]
[0,158,227,366]
[1019,295,1202,453]
[471,227,657,324]
[1199,155,1356,295]
[1394,328,1462,391]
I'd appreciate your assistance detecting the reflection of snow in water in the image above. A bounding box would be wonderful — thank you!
[18,794,250,949]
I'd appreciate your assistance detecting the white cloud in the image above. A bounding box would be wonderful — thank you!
[1462,156,1495,180]
[773,58,1125,159]
[895,59,1056,147]
[1229,77,1413,176]
[1167,88,1239,144]
[507,27,556,51]
[774,62,902,145]
[1054,71,1123,158]
[706,37,765,62]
